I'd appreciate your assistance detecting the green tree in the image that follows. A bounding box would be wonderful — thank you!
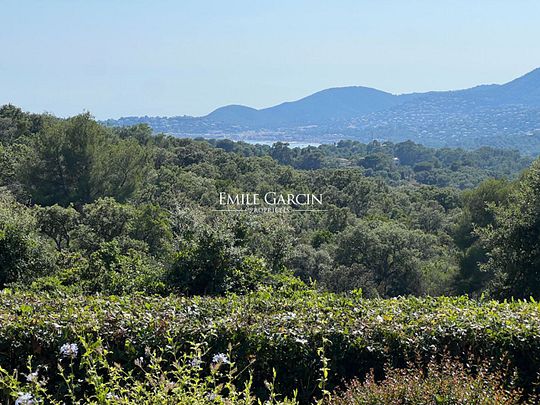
[84,240,166,295]
[453,179,511,295]
[131,204,173,256]
[0,193,54,287]
[0,104,42,145]
[297,147,324,170]
[168,225,269,295]
[19,113,108,205]
[246,216,295,272]
[19,114,148,206]
[114,123,153,145]
[270,142,294,165]
[74,197,134,253]
[394,140,434,166]
[481,160,540,298]
[92,138,149,202]
[358,153,393,171]
[35,204,80,251]
[335,220,438,296]
[286,244,332,282]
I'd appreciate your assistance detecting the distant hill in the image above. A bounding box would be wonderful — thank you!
[103,68,540,154]
[494,67,540,105]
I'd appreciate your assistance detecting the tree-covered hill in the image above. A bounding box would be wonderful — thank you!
[1,104,538,299]
[103,68,540,154]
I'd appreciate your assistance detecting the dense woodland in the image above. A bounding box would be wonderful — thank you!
[2,104,540,403]
[0,104,537,299]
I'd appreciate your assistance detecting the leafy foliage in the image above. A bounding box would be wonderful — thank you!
[1,291,540,402]
[481,160,540,299]
[0,194,55,287]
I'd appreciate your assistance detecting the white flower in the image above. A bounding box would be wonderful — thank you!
[211,353,229,364]
[295,338,308,345]
[106,392,119,400]
[283,312,297,321]
[25,371,39,383]
[60,343,79,359]
[190,357,203,368]
[376,315,384,323]
[134,357,144,367]
[15,392,34,405]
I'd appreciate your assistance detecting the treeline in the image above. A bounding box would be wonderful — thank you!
[206,138,531,189]
[1,104,540,299]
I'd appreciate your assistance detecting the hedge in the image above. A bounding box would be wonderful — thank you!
[1,289,539,402]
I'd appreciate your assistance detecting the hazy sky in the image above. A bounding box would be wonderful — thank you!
[2,1,540,119]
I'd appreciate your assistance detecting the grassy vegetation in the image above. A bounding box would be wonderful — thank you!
[330,359,536,404]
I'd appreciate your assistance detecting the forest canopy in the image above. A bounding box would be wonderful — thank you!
[0,104,537,300]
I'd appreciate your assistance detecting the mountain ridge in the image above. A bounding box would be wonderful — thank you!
[104,68,540,154]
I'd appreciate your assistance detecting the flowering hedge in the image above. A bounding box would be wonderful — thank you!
[1,289,540,402]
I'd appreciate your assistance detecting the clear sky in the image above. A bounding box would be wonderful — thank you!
[2,0,540,119]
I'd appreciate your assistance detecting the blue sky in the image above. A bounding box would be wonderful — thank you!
[1,0,540,119]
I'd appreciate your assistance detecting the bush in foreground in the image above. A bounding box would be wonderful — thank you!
[330,357,536,405]
[1,342,534,404]
[1,290,540,402]
[0,337,298,404]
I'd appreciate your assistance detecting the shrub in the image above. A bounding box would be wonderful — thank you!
[0,194,55,287]
[1,291,540,402]
[168,224,280,295]
[330,357,536,404]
